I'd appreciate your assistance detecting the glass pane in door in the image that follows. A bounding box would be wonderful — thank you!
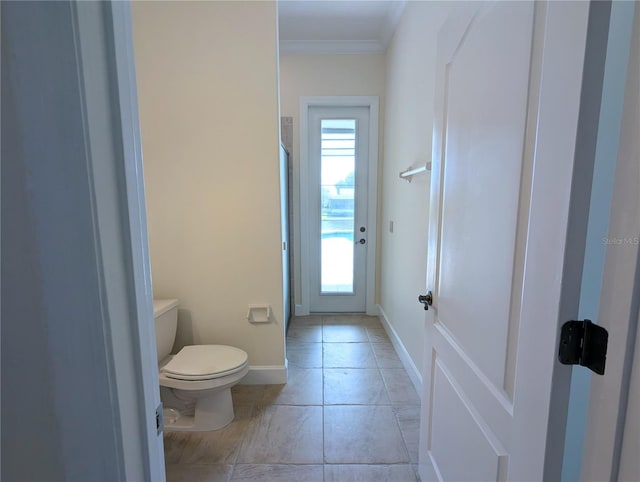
[320,119,356,293]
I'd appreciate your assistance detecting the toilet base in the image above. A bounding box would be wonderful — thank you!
[162,387,235,432]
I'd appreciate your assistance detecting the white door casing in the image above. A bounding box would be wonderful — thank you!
[299,96,379,315]
[618,307,640,482]
[419,2,595,481]
[88,2,166,479]
[581,4,640,480]
[561,0,635,478]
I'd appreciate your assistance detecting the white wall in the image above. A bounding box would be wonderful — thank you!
[279,54,386,309]
[132,1,285,370]
[379,2,462,377]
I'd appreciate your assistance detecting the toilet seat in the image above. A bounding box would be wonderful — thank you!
[161,345,248,381]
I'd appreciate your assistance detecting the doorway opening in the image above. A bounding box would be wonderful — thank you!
[299,97,379,314]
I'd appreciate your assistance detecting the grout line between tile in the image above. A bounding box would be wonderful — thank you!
[167,315,420,481]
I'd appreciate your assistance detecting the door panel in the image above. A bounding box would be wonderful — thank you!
[429,359,506,481]
[437,1,533,394]
[320,118,357,293]
[425,4,535,476]
[420,1,593,480]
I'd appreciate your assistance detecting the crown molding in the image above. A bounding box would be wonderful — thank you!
[379,0,407,48]
[279,39,385,55]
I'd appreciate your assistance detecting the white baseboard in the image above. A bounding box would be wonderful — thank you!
[367,304,381,317]
[377,304,423,395]
[294,304,308,316]
[240,364,288,385]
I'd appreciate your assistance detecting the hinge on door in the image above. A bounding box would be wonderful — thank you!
[156,403,164,436]
[558,319,608,375]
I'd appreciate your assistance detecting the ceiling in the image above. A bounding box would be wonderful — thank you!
[278,0,407,54]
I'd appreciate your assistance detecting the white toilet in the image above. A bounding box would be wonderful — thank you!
[153,299,249,431]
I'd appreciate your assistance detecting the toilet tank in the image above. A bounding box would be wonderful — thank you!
[153,299,179,362]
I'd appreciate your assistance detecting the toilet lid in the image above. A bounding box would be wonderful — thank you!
[161,345,248,381]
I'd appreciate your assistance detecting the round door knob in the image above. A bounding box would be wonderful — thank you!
[359,238,366,244]
[360,227,366,232]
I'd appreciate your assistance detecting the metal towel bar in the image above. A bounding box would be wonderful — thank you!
[399,162,431,182]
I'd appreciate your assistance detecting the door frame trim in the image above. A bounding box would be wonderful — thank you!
[107,2,166,481]
[102,2,166,479]
[299,96,379,315]
[581,4,640,479]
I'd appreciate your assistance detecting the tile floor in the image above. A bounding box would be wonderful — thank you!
[164,315,421,482]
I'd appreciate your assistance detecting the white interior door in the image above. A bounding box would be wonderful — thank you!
[307,106,369,313]
[419,2,597,480]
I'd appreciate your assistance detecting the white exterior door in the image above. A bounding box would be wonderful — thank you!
[419,2,596,480]
[307,106,370,312]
